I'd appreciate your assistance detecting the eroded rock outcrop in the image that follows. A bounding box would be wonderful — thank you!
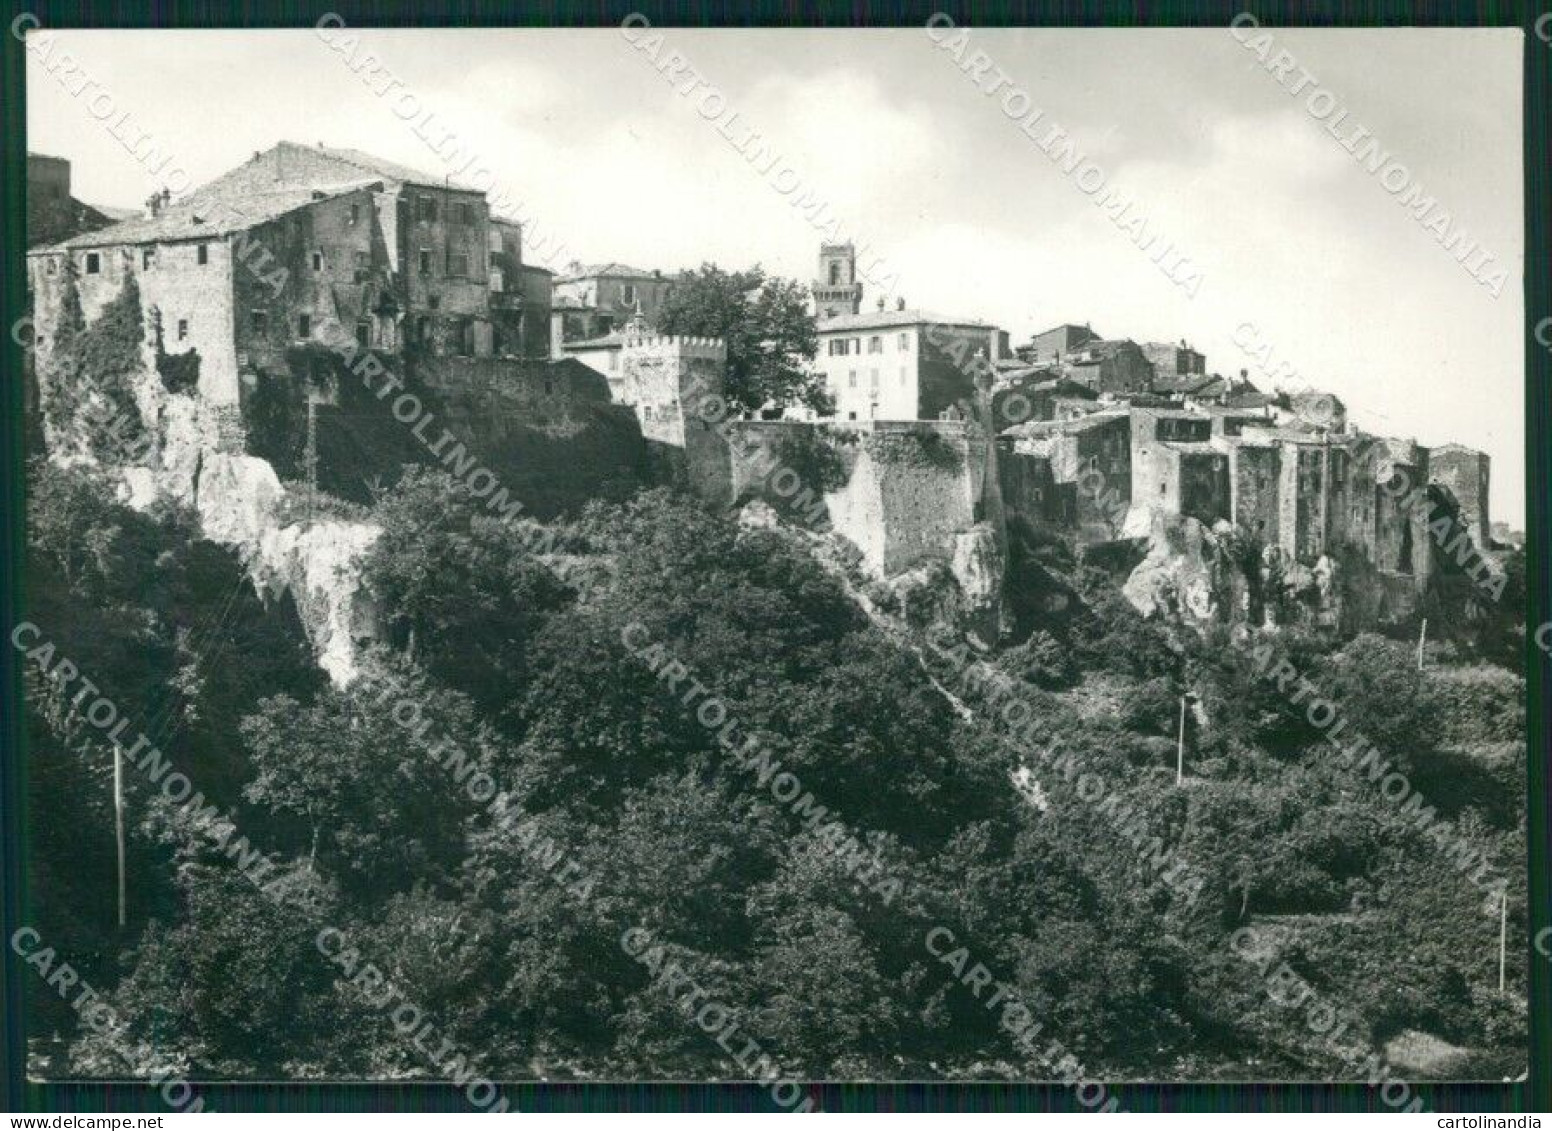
[66,365,383,686]
[1122,512,1235,627]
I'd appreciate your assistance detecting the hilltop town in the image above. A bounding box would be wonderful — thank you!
[24,142,1502,677]
[16,130,1529,1091]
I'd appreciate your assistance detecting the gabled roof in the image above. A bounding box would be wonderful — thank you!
[557,262,664,282]
[305,143,471,191]
[32,182,381,252]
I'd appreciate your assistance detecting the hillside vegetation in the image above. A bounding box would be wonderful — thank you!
[20,463,1527,1082]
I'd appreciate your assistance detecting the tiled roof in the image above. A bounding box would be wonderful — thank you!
[307,143,469,190]
[33,182,380,251]
[557,262,664,281]
[1000,406,1128,438]
[818,308,993,332]
[564,332,625,349]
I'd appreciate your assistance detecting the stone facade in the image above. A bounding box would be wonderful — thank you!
[1141,340,1206,382]
[727,418,995,580]
[187,142,497,358]
[1429,443,1493,547]
[616,323,731,501]
[553,262,678,343]
[813,242,863,319]
[994,395,1492,627]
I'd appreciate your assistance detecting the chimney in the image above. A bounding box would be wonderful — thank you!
[896,297,905,311]
[877,297,885,311]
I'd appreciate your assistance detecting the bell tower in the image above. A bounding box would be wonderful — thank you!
[814,242,863,321]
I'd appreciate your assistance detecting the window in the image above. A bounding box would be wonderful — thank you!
[847,411,857,421]
[417,196,437,222]
[250,310,268,333]
[298,314,311,338]
[85,252,100,274]
[142,248,155,269]
[828,339,847,357]
[622,283,637,305]
[416,316,430,342]
[447,252,470,277]
[456,202,474,225]
[196,243,208,265]
[829,262,841,285]
[869,369,879,388]
[353,251,369,282]
[355,322,370,348]
[311,251,323,272]
[46,257,56,274]
[848,371,857,388]
[899,332,910,350]
[608,352,619,372]
[419,248,432,275]
[868,336,882,354]
[177,319,188,341]
[349,203,360,225]
[643,405,654,421]
[850,338,860,355]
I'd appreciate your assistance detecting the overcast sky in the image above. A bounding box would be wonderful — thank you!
[27,25,1524,521]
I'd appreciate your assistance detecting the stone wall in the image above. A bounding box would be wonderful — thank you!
[726,419,985,579]
[233,188,391,380]
[30,239,242,411]
[1231,441,1281,544]
[1178,448,1230,526]
[618,332,731,502]
[1429,444,1492,547]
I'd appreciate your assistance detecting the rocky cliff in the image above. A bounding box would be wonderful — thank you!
[46,346,383,686]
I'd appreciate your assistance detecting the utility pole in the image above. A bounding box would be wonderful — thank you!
[1498,887,1508,994]
[1416,617,1428,671]
[1176,695,1188,786]
[112,740,126,929]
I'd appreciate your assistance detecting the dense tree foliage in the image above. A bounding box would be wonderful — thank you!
[657,264,828,416]
[21,463,1527,1085]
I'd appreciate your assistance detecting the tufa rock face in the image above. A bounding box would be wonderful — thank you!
[51,349,383,685]
[1122,511,1233,626]
[950,524,1005,643]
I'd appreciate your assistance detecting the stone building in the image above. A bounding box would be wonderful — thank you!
[28,180,392,444]
[1141,340,1207,382]
[1058,338,1155,394]
[183,142,499,358]
[552,262,679,343]
[1426,443,1492,547]
[999,409,1132,543]
[26,152,115,248]
[989,369,1097,431]
[1021,323,1100,366]
[488,216,553,358]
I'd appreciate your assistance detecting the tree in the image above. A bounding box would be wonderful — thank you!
[360,467,575,724]
[657,264,828,416]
